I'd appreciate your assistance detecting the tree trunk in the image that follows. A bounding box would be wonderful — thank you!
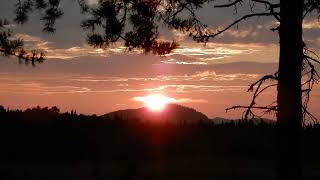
[277,0,303,180]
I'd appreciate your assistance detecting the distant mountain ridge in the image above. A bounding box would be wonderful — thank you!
[101,104,210,124]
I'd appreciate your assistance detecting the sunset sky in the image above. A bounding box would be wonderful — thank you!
[1,0,320,119]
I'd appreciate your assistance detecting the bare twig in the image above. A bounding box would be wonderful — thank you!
[193,12,279,42]
[226,72,278,120]
[214,0,243,8]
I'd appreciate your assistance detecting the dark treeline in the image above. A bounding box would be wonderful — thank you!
[0,106,319,180]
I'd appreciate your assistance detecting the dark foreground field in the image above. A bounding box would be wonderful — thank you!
[0,106,319,180]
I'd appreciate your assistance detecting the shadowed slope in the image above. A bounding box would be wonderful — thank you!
[102,103,210,124]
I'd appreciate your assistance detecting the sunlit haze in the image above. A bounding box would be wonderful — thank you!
[133,94,176,112]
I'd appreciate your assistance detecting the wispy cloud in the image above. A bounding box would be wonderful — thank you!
[162,42,265,64]
[156,71,259,81]
[303,20,320,29]
[0,82,91,95]
[14,34,131,59]
[0,71,258,95]
[175,98,208,103]
[71,71,259,82]
[144,84,248,93]
[14,31,277,63]
[223,29,257,38]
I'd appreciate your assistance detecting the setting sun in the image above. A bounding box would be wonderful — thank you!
[134,94,176,111]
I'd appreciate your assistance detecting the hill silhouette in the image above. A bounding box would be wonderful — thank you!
[102,103,210,124]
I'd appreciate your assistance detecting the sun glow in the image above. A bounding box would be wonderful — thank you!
[134,94,176,111]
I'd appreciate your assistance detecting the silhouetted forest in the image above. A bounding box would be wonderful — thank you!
[0,105,319,180]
